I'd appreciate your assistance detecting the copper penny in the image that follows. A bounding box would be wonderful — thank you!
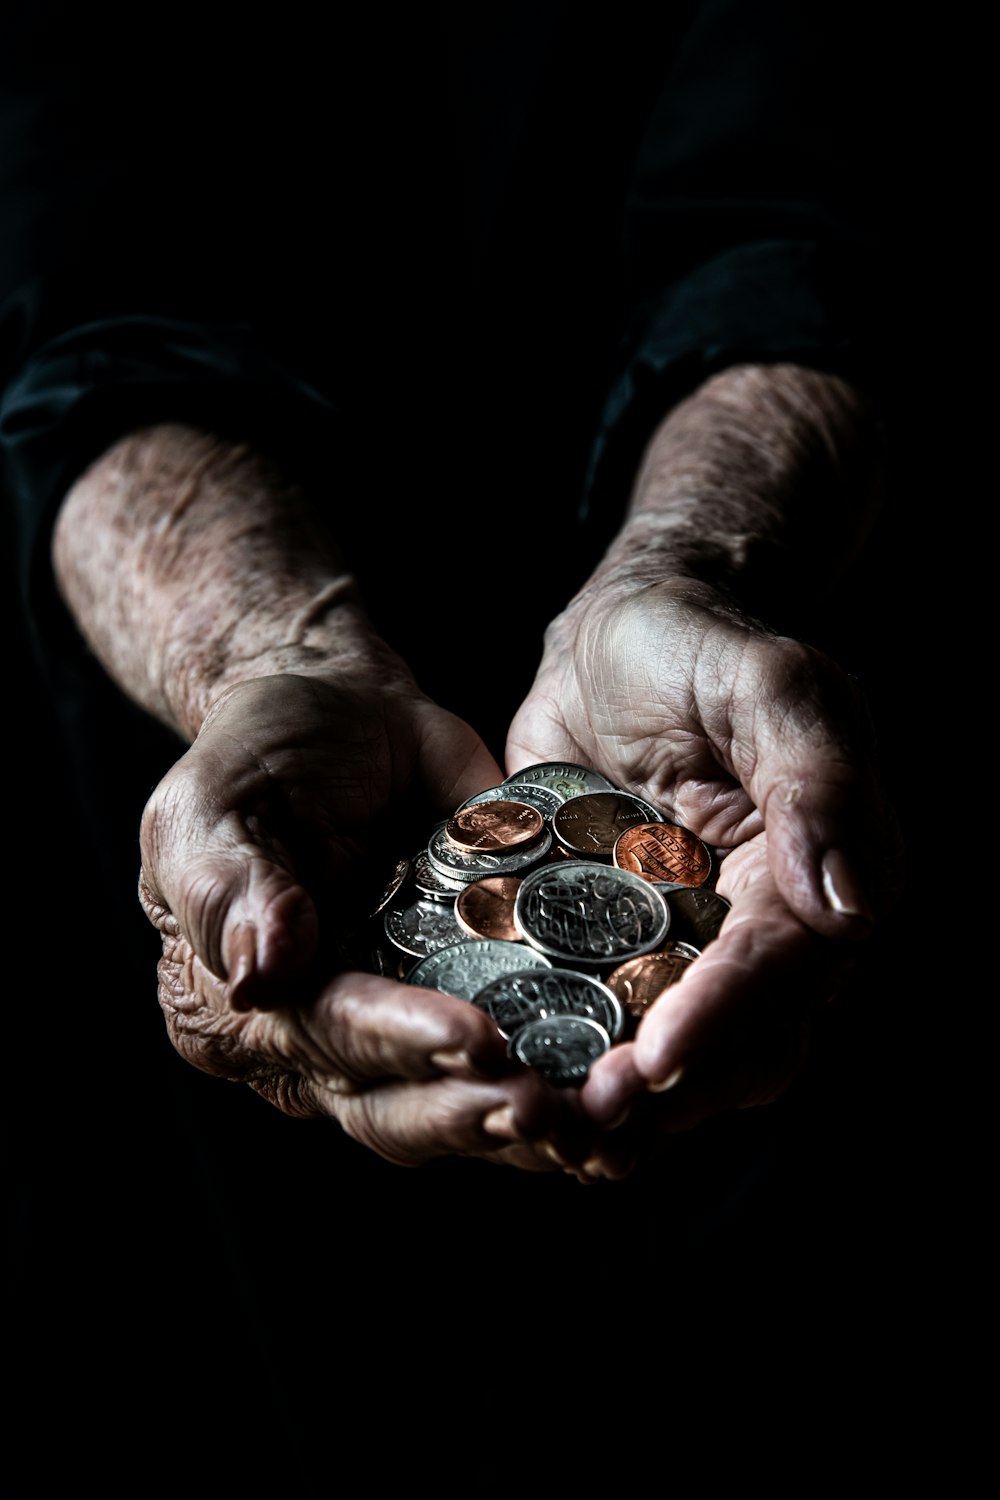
[455,875,524,942]
[551,791,661,857]
[445,799,545,852]
[605,945,699,1023]
[613,821,712,886]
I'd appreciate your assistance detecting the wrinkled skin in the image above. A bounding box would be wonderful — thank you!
[139,582,903,1181]
[507,581,905,1173]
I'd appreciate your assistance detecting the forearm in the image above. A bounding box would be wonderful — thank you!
[52,422,400,740]
[584,363,888,623]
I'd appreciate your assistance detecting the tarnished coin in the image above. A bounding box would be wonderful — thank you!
[455,781,562,820]
[613,821,713,887]
[552,790,665,858]
[383,896,471,958]
[509,1014,611,1087]
[605,944,700,1023]
[502,762,615,802]
[445,799,544,852]
[663,887,732,948]
[471,966,624,1041]
[455,875,523,941]
[514,860,670,968]
[369,855,412,917]
[406,939,552,1000]
[426,822,552,883]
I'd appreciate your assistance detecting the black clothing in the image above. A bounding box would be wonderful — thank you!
[2,7,942,1495]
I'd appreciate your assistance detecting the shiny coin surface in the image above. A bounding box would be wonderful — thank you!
[613,821,713,887]
[471,966,624,1041]
[406,939,552,1000]
[662,887,732,948]
[455,875,523,941]
[509,1014,611,1087]
[412,847,468,898]
[383,896,471,958]
[514,860,670,968]
[502,762,615,801]
[605,945,700,1023]
[445,799,544,852]
[552,790,665,858]
[455,781,562,820]
[369,855,412,917]
[427,822,552,884]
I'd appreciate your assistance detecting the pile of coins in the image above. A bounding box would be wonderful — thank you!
[363,763,732,1087]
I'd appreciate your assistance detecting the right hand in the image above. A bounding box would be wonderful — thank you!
[138,670,596,1171]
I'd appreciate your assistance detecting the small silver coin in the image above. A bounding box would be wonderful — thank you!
[383,896,470,958]
[406,939,552,1001]
[413,847,471,898]
[509,1014,611,1087]
[513,859,670,968]
[426,821,552,883]
[470,966,624,1041]
[502,762,615,802]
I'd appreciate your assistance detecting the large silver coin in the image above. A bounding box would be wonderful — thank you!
[455,781,562,820]
[514,860,670,968]
[502,762,615,802]
[470,966,624,1041]
[509,1014,611,1088]
[406,939,552,1001]
[426,822,552,883]
[383,896,470,958]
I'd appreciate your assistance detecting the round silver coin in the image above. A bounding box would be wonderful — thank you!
[412,847,468,899]
[513,859,670,968]
[509,1014,611,1087]
[502,762,615,802]
[406,939,552,1001]
[426,821,552,884]
[383,896,471,958]
[470,966,624,1041]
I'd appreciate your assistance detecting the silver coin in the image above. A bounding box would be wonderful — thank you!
[501,762,615,802]
[513,859,670,968]
[509,1014,611,1088]
[470,966,624,1041]
[406,939,552,1001]
[412,847,468,898]
[455,781,562,820]
[426,821,552,883]
[383,896,470,958]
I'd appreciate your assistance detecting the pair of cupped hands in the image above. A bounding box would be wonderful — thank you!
[138,579,903,1183]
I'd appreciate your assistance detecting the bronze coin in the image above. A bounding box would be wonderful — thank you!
[663,887,731,948]
[455,876,524,942]
[605,945,698,1022]
[613,821,712,886]
[551,791,660,857]
[445,799,545,852]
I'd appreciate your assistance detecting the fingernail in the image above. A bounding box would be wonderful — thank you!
[648,1066,685,1095]
[482,1105,518,1141]
[821,849,874,927]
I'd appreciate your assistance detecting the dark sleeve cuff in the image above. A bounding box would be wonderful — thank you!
[580,237,885,534]
[0,310,338,653]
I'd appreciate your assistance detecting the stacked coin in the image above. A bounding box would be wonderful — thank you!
[362,762,732,1087]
